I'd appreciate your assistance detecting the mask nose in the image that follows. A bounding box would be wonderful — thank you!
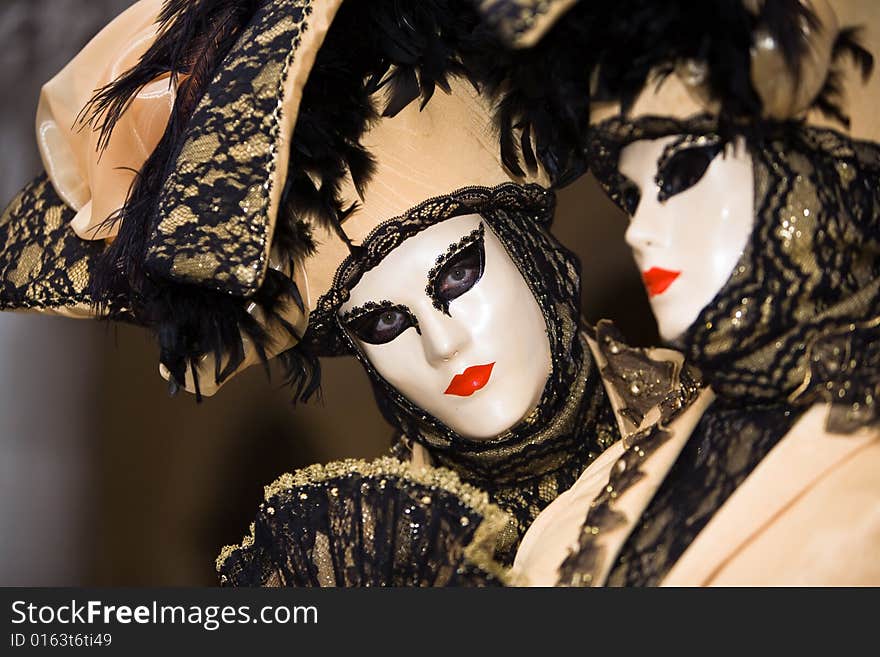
[417,306,471,367]
[624,196,670,257]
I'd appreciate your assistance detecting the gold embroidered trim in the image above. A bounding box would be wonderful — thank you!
[554,368,702,587]
[216,522,256,573]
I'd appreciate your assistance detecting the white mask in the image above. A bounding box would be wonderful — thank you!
[339,213,552,440]
[619,135,754,342]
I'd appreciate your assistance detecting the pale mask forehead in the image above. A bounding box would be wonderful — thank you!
[342,215,485,312]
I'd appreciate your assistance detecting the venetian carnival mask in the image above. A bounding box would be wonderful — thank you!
[618,135,754,342]
[339,213,552,440]
[1,0,577,445]
[1,0,623,474]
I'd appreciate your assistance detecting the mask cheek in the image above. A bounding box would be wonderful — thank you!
[460,248,524,338]
[691,167,754,305]
[649,169,755,342]
[359,331,438,405]
[471,264,549,394]
[450,286,495,340]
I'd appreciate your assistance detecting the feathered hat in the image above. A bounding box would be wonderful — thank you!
[472,0,878,161]
[0,0,550,400]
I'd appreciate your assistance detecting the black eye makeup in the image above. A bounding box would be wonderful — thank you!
[425,223,486,315]
[340,300,421,345]
[654,134,723,202]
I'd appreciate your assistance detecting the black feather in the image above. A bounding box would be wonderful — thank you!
[379,68,421,117]
[78,0,261,152]
[832,26,875,82]
[519,122,538,174]
[811,27,875,128]
[813,68,851,128]
[483,0,875,183]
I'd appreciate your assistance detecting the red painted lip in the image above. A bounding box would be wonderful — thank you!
[642,267,681,297]
[444,363,495,397]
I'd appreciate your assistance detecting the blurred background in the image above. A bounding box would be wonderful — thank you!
[0,0,656,585]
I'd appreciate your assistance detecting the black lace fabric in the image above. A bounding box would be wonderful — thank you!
[217,457,509,587]
[444,353,620,563]
[0,174,126,316]
[606,402,797,586]
[583,116,880,586]
[304,183,622,564]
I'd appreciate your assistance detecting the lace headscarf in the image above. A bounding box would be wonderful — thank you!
[302,182,622,561]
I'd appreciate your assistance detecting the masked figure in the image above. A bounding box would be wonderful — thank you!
[479,0,880,585]
[0,0,700,585]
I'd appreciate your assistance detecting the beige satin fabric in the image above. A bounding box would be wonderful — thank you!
[663,404,880,586]
[36,0,171,240]
[513,400,880,586]
[511,387,714,586]
[512,438,625,585]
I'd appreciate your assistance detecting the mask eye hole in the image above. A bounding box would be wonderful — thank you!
[436,242,484,301]
[427,223,486,315]
[654,137,722,202]
[342,302,419,345]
